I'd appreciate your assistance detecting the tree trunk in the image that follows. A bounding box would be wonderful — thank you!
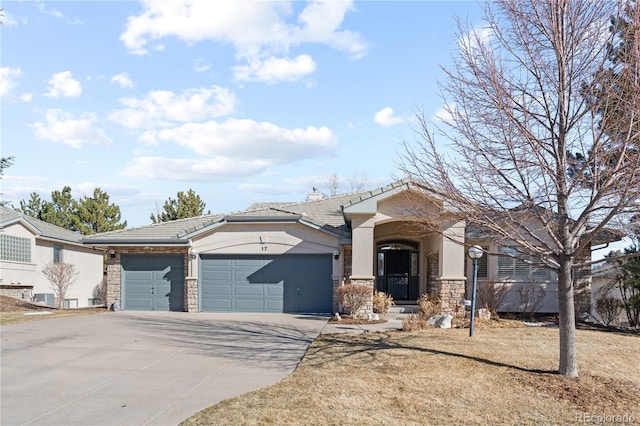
[557,256,578,377]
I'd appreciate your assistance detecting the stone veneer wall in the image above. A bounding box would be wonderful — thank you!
[342,246,353,279]
[105,247,189,310]
[0,285,33,301]
[427,254,439,298]
[437,278,466,315]
[349,277,374,315]
[185,277,198,312]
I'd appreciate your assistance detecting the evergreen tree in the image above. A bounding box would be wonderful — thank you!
[76,188,127,234]
[150,189,210,223]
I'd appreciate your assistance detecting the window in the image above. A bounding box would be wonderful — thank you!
[498,247,549,280]
[88,298,102,306]
[53,244,63,263]
[377,252,384,276]
[477,246,488,278]
[0,234,32,262]
[62,299,78,309]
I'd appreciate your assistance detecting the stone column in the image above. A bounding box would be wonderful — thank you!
[184,277,198,312]
[437,278,466,314]
[349,216,376,314]
[437,220,467,315]
[106,251,121,309]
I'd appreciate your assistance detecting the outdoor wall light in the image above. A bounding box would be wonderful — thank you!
[467,245,484,337]
[333,250,340,260]
[190,250,198,260]
[108,249,116,259]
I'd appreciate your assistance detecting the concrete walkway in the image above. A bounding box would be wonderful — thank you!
[1,311,328,426]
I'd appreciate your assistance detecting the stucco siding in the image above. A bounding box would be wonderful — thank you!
[34,240,104,307]
[191,222,340,279]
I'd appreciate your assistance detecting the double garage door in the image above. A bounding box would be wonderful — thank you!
[120,253,332,313]
[200,254,332,313]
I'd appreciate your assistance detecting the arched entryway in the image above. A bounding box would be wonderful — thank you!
[375,241,419,301]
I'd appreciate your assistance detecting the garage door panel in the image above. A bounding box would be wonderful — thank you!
[234,285,266,296]
[202,270,232,281]
[200,254,331,313]
[203,284,232,295]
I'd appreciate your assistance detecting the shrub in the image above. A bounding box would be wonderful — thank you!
[336,284,371,316]
[477,281,508,317]
[516,283,546,320]
[401,313,431,331]
[372,290,394,314]
[595,294,625,326]
[417,293,442,319]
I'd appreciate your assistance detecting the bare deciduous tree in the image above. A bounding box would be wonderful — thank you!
[42,261,78,308]
[325,173,340,197]
[399,0,639,376]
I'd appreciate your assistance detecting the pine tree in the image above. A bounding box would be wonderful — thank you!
[76,188,127,234]
[150,189,210,223]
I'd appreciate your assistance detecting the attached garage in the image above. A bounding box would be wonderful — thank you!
[121,254,185,311]
[200,254,332,313]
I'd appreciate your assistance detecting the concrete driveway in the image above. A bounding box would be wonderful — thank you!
[1,311,328,426]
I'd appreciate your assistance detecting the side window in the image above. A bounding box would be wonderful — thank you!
[477,246,488,278]
[53,244,63,264]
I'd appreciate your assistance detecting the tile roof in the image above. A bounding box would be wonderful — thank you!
[0,206,84,244]
[82,180,413,244]
[84,214,226,243]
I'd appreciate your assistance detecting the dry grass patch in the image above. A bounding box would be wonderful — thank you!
[0,295,107,325]
[182,327,639,426]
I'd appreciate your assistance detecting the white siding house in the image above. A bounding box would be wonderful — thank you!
[0,206,105,308]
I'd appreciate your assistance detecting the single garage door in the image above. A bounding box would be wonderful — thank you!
[121,254,184,311]
[200,254,332,313]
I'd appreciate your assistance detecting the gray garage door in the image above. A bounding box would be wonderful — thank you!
[121,254,184,311]
[200,254,332,313]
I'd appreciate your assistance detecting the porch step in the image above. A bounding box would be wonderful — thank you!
[385,305,420,321]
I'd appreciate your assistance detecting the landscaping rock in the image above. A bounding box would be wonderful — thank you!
[476,308,491,320]
[427,314,453,329]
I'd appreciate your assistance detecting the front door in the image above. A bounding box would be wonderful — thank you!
[376,243,419,301]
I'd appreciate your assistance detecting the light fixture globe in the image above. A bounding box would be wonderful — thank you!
[468,245,484,259]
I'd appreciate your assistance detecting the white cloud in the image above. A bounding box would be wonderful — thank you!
[120,0,367,82]
[121,157,271,181]
[1,11,19,26]
[151,118,336,161]
[109,85,237,129]
[0,67,22,97]
[19,93,33,102]
[111,73,134,88]
[458,25,494,53]
[193,57,210,73]
[36,2,64,19]
[433,102,458,124]
[33,109,112,148]
[122,119,338,180]
[233,54,316,83]
[45,71,82,98]
[373,107,405,127]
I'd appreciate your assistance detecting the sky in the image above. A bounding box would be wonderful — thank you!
[1,0,489,228]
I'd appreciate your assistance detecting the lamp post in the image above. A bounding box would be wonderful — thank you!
[468,245,484,337]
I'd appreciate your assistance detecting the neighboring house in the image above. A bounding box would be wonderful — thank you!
[0,206,105,308]
[84,180,621,315]
[590,263,629,325]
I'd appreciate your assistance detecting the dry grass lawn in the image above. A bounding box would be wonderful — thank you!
[182,324,640,425]
[0,295,107,325]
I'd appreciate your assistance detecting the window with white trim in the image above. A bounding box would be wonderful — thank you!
[498,247,549,280]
